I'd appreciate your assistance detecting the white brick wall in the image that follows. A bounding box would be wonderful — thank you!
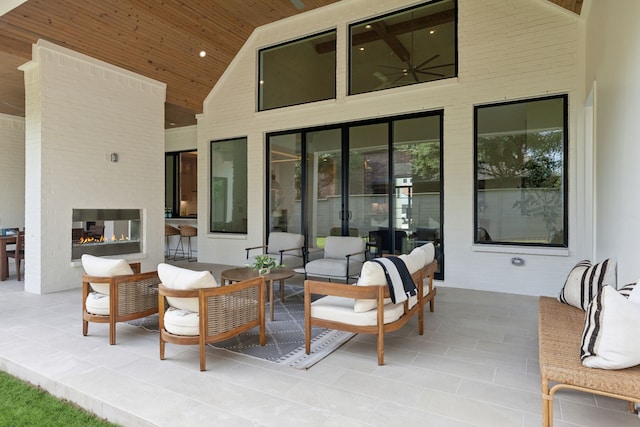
[199,0,588,297]
[21,40,166,293]
[0,114,25,230]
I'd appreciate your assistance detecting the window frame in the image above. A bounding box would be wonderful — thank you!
[348,0,458,96]
[210,136,248,234]
[257,29,337,112]
[473,94,569,248]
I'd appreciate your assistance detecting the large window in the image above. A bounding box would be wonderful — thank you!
[258,30,336,111]
[349,0,456,95]
[165,151,197,218]
[210,137,248,234]
[474,95,568,246]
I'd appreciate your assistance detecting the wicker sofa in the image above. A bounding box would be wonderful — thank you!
[304,243,437,365]
[538,296,640,427]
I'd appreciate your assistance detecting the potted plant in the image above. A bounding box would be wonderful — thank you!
[248,254,279,276]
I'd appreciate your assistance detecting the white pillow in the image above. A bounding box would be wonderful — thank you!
[558,259,616,310]
[628,281,640,304]
[414,243,435,265]
[354,260,391,313]
[581,285,640,369]
[158,263,217,313]
[81,254,134,295]
[618,282,637,299]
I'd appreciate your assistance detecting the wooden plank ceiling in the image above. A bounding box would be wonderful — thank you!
[0,0,582,128]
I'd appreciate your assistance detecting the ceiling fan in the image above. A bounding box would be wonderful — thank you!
[377,53,454,85]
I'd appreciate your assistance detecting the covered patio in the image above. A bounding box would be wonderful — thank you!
[0,260,638,426]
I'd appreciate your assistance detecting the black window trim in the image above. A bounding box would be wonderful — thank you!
[473,93,569,248]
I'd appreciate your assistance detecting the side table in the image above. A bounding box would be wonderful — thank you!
[220,267,295,321]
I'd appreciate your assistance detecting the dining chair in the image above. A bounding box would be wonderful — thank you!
[6,230,25,281]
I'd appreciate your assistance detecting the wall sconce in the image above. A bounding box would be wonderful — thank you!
[110,153,119,163]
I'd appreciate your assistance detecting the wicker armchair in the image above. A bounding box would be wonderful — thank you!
[158,264,265,371]
[82,258,160,345]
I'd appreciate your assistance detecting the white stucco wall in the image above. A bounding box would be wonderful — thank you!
[0,113,25,230]
[20,40,166,293]
[585,0,640,286]
[198,0,591,297]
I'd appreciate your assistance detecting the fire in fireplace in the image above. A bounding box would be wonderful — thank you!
[71,209,142,260]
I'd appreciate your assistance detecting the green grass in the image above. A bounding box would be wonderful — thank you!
[0,370,119,427]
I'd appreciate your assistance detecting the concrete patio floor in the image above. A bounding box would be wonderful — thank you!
[0,260,638,426]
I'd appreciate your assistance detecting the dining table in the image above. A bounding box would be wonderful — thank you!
[0,235,17,281]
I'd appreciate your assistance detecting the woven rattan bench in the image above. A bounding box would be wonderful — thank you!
[538,296,640,426]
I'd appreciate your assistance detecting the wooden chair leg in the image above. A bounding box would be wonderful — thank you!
[377,332,384,365]
[159,337,165,360]
[109,321,116,345]
[199,339,206,371]
[82,319,88,336]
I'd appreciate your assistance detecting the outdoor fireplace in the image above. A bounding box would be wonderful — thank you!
[71,209,142,260]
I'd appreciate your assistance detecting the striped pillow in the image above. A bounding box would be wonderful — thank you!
[580,284,640,369]
[618,282,636,298]
[558,259,616,310]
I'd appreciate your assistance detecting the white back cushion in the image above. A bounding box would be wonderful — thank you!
[353,255,419,313]
[354,261,389,313]
[268,232,304,256]
[324,236,365,261]
[413,242,435,265]
[81,254,134,295]
[158,263,217,313]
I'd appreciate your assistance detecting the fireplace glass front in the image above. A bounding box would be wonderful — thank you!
[71,209,141,260]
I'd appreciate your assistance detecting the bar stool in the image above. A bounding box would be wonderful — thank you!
[164,224,180,259]
[176,225,197,262]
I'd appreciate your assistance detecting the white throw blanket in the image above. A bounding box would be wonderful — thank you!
[371,256,417,304]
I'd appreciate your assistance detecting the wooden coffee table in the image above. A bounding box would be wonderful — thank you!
[220,267,295,321]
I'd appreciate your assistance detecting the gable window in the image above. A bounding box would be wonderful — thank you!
[210,137,248,234]
[258,30,336,111]
[349,0,457,95]
[474,95,568,246]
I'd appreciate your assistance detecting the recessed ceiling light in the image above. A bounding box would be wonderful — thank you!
[199,50,206,57]
[359,47,365,51]
[429,30,436,35]
[365,24,372,29]
[169,122,176,126]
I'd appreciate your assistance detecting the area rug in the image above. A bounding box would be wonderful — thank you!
[130,284,354,369]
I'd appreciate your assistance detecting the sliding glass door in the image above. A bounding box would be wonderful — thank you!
[267,111,444,278]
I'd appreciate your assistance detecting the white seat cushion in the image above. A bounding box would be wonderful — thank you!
[163,307,199,336]
[305,258,362,279]
[158,263,217,313]
[85,291,109,315]
[81,254,134,295]
[311,295,405,326]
